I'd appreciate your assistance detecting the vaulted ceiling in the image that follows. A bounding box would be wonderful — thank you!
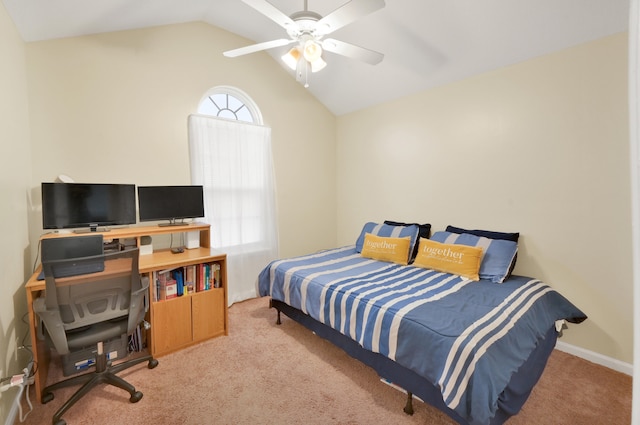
[2,0,630,115]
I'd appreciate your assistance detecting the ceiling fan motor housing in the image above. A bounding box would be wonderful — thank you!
[287,10,323,39]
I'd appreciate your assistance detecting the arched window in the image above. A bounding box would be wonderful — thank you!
[189,86,277,307]
[196,86,263,125]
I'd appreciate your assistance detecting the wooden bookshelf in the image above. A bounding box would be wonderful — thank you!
[144,250,228,357]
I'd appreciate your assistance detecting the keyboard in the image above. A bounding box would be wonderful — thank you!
[37,260,105,280]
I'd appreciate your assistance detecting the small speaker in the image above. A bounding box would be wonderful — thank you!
[140,236,153,255]
[185,231,200,249]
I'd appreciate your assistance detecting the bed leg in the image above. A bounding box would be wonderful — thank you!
[269,298,282,325]
[403,392,414,415]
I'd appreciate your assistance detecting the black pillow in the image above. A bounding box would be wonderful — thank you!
[384,221,432,262]
[445,225,519,242]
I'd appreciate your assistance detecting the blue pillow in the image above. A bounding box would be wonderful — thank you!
[430,231,518,283]
[355,222,419,262]
[445,225,519,278]
[384,220,431,261]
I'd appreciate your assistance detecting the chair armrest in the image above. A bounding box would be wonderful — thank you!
[33,297,71,355]
[127,275,150,332]
[133,275,150,311]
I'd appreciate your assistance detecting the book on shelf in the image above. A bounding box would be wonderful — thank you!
[155,269,168,301]
[205,263,211,290]
[197,263,206,292]
[154,267,178,301]
[212,262,221,288]
[201,262,221,290]
[184,265,196,294]
[164,280,177,299]
[171,268,184,297]
[153,262,222,302]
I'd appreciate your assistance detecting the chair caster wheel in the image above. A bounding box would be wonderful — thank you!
[130,391,143,403]
[54,419,66,425]
[148,359,159,369]
[42,392,55,404]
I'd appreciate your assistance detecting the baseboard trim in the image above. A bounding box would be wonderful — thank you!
[555,340,633,376]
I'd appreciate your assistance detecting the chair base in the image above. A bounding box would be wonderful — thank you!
[42,352,159,425]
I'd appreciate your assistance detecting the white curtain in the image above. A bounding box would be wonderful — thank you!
[188,114,279,306]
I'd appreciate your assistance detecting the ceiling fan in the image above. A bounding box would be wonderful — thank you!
[223,0,386,87]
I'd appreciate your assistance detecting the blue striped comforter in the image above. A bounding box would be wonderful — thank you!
[258,246,586,425]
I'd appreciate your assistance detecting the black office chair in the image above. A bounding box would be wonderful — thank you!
[33,247,158,425]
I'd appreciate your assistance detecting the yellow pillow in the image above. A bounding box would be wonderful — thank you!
[413,238,483,281]
[360,233,412,265]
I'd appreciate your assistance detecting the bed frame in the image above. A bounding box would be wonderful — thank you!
[269,298,557,425]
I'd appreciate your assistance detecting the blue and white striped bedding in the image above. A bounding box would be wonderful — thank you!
[258,246,587,425]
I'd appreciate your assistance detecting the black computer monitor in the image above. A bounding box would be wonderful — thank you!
[137,185,204,226]
[41,182,136,232]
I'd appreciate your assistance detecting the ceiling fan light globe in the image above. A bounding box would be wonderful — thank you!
[303,40,323,63]
[311,57,327,73]
[282,47,301,70]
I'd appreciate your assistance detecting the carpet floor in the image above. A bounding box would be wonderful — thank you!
[21,296,631,425]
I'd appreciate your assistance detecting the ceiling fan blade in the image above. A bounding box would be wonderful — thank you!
[223,39,294,58]
[241,0,296,30]
[316,0,385,35]
[322,38,384,65]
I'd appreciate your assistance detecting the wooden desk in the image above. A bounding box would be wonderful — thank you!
[26,223,228,403]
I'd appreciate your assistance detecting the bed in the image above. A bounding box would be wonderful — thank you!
[257,222,587,425]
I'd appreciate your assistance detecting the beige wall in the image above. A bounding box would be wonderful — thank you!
[25,22,337,260]
[336,33,631,363]
[0,3,33,423]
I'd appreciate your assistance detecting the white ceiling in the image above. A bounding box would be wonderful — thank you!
[2,0,631,115]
